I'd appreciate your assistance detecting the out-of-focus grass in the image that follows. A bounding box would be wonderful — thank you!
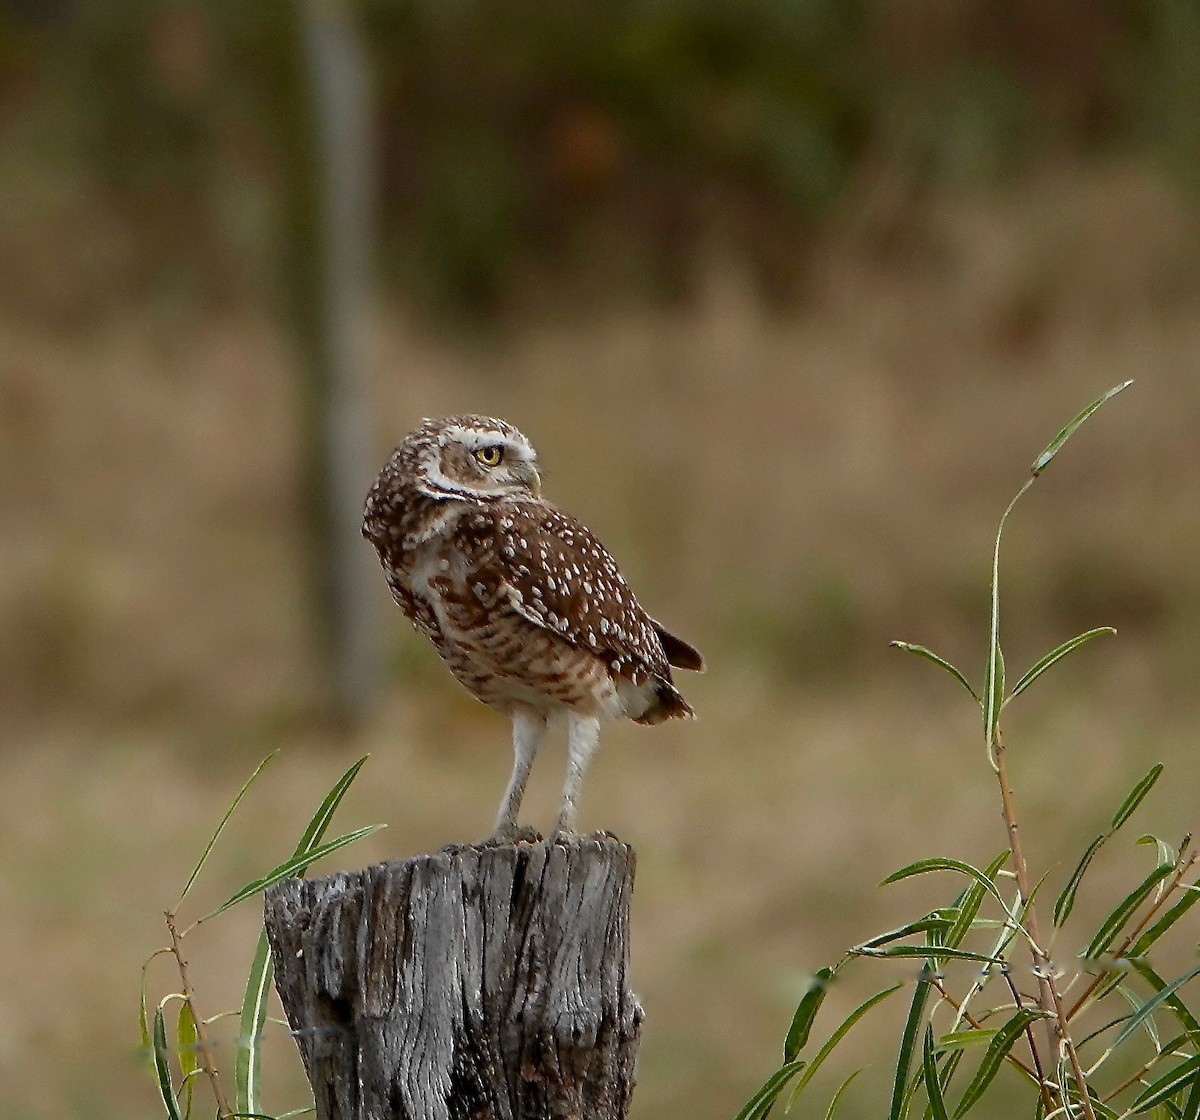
[2,161,1200,1118]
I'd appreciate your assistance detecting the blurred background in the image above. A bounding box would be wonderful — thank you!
[2,2,1200,1117]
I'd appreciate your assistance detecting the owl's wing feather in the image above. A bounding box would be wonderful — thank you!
[464,503,673,687]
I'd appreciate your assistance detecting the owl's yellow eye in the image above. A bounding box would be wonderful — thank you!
[474,445,504,467]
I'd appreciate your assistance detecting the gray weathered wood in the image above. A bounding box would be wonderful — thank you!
[264,836,642,1120]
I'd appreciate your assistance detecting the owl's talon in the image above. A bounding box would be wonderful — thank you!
[482,824,542,847]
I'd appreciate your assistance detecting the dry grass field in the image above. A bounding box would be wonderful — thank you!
[2,161,1199,1119]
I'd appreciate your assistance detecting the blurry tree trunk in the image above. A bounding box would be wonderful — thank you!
[291,0,379,722]
[264,838,643,1120]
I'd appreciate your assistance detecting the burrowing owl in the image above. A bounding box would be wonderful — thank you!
[362,414,703,840]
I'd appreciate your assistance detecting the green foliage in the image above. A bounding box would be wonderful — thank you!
[141,753,382,1120]
[734,384,1200,1119]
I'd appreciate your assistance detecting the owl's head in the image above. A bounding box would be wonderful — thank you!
[404,415,542,502]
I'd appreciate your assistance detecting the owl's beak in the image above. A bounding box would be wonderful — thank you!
[524,465,542,499]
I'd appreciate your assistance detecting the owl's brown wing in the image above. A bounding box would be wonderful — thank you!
[457,502,676,688]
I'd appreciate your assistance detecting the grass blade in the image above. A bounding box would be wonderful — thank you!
[1131,1053,1200,1114]
[822,1069,863,1120]
[202,824,385,921]
[1031,380,1134,476]
[1084,863,1175,959]
[292,755,371,857]
[891,967,933,1120]
[1054,835,1106,927]
[890,643,981,704]
[1113,963,1200,1050]
[924,1026,950,1120]
[151,1007,183,1120]
[1113,765,1165,830]
[784,968,832,1062]
[176,751,279,909]
[786,984,902,1110]
[1129,881,1200,958]
[1008,628,1116,702]
[951,1008,1050,1118]
[732,1060,806,1120]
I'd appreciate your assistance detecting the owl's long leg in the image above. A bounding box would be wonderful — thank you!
[554,712,602,835]
[490,705,548,841]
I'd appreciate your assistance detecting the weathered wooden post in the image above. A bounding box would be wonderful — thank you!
[264,836,642,1120]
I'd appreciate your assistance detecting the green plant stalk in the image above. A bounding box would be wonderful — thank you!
[993,727,1097,1120]
[166,909,232,1119]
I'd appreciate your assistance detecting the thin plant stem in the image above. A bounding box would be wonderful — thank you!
[166,909,232,1119]
[1001,967,1056,1115]
[992,727,1098,1120]
[930,976,1040,1084]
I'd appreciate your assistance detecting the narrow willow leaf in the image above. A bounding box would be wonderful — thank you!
[890,643,981,704]
[292,755,370,858]
[1131,1053,1200,1114]
[936,1030,1000,1052]
[235,932,273,1116]
[177,751,279,908]
[1076,1012,1132,1051]
[951,1008,1050,1118]
[1113,964,1200,1050]
[1113,765,1166,830]
[860,915,958,951]
[1128,961,1200,1042]
[177,1001,198,1120]
[925,1051,965,1120]
[891,967,933,1120]
[1182,1072,1200,1120]
[854,945,1003,965]
[1130,881,1200,958]
[1008,628,1116,702]
[201,824,385,921]
[822,1069,863,1120]
[786,985,902,1110]
[731,1060,806,1120]
[983,639,1005,749]
[945,852,1010,950]
[1055,835,1106,927]
[884,858,1017,920]
[784,969,832,1062]
[152,1007,183,1120]
[1031,380,1134,476]
[1084,864,1175,959]
[924,1026,950,1120]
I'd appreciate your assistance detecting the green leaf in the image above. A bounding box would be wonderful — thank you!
[889,643,981,704]
[1113,963,1200,1050]
[983,639,1005,749]
[1113,765,1165,830]
[786,985,902,1110]
[235,754,371,1115]
[1007,628,1116,702]
[176,1002,198,1120]
[822,1069,863,1120]
[951,1008,1050,1118]
[1130,881,1200,958]
[860,915,959,951]
[1132,1053,1200,1113]
[891,967,933,1120]
[784,969,832,1062]
[1054,835,1107,927]
[235,932,274,1117]
[1128,961,1200,1043]
[201,824,385,921]
[853,945,1003,965]
[883,858,1017,921]
[1031,380,1133,476]
[924,1026,950,1120]
[731,1060,806,1120]
[944,852,1011,950]
[936,1030,1000,1052]
[151,1007,183,1120]
[176,751,279,909]
[1084,863,1176,959]
[1182,1072,1200,1120]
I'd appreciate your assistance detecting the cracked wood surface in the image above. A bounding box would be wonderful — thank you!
[264,836,642,1120]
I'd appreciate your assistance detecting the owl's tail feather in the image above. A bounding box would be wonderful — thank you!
[651,621,705,672]
[634,679,697,725]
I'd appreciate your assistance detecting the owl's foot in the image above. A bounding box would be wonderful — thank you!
[481,823,543,847]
